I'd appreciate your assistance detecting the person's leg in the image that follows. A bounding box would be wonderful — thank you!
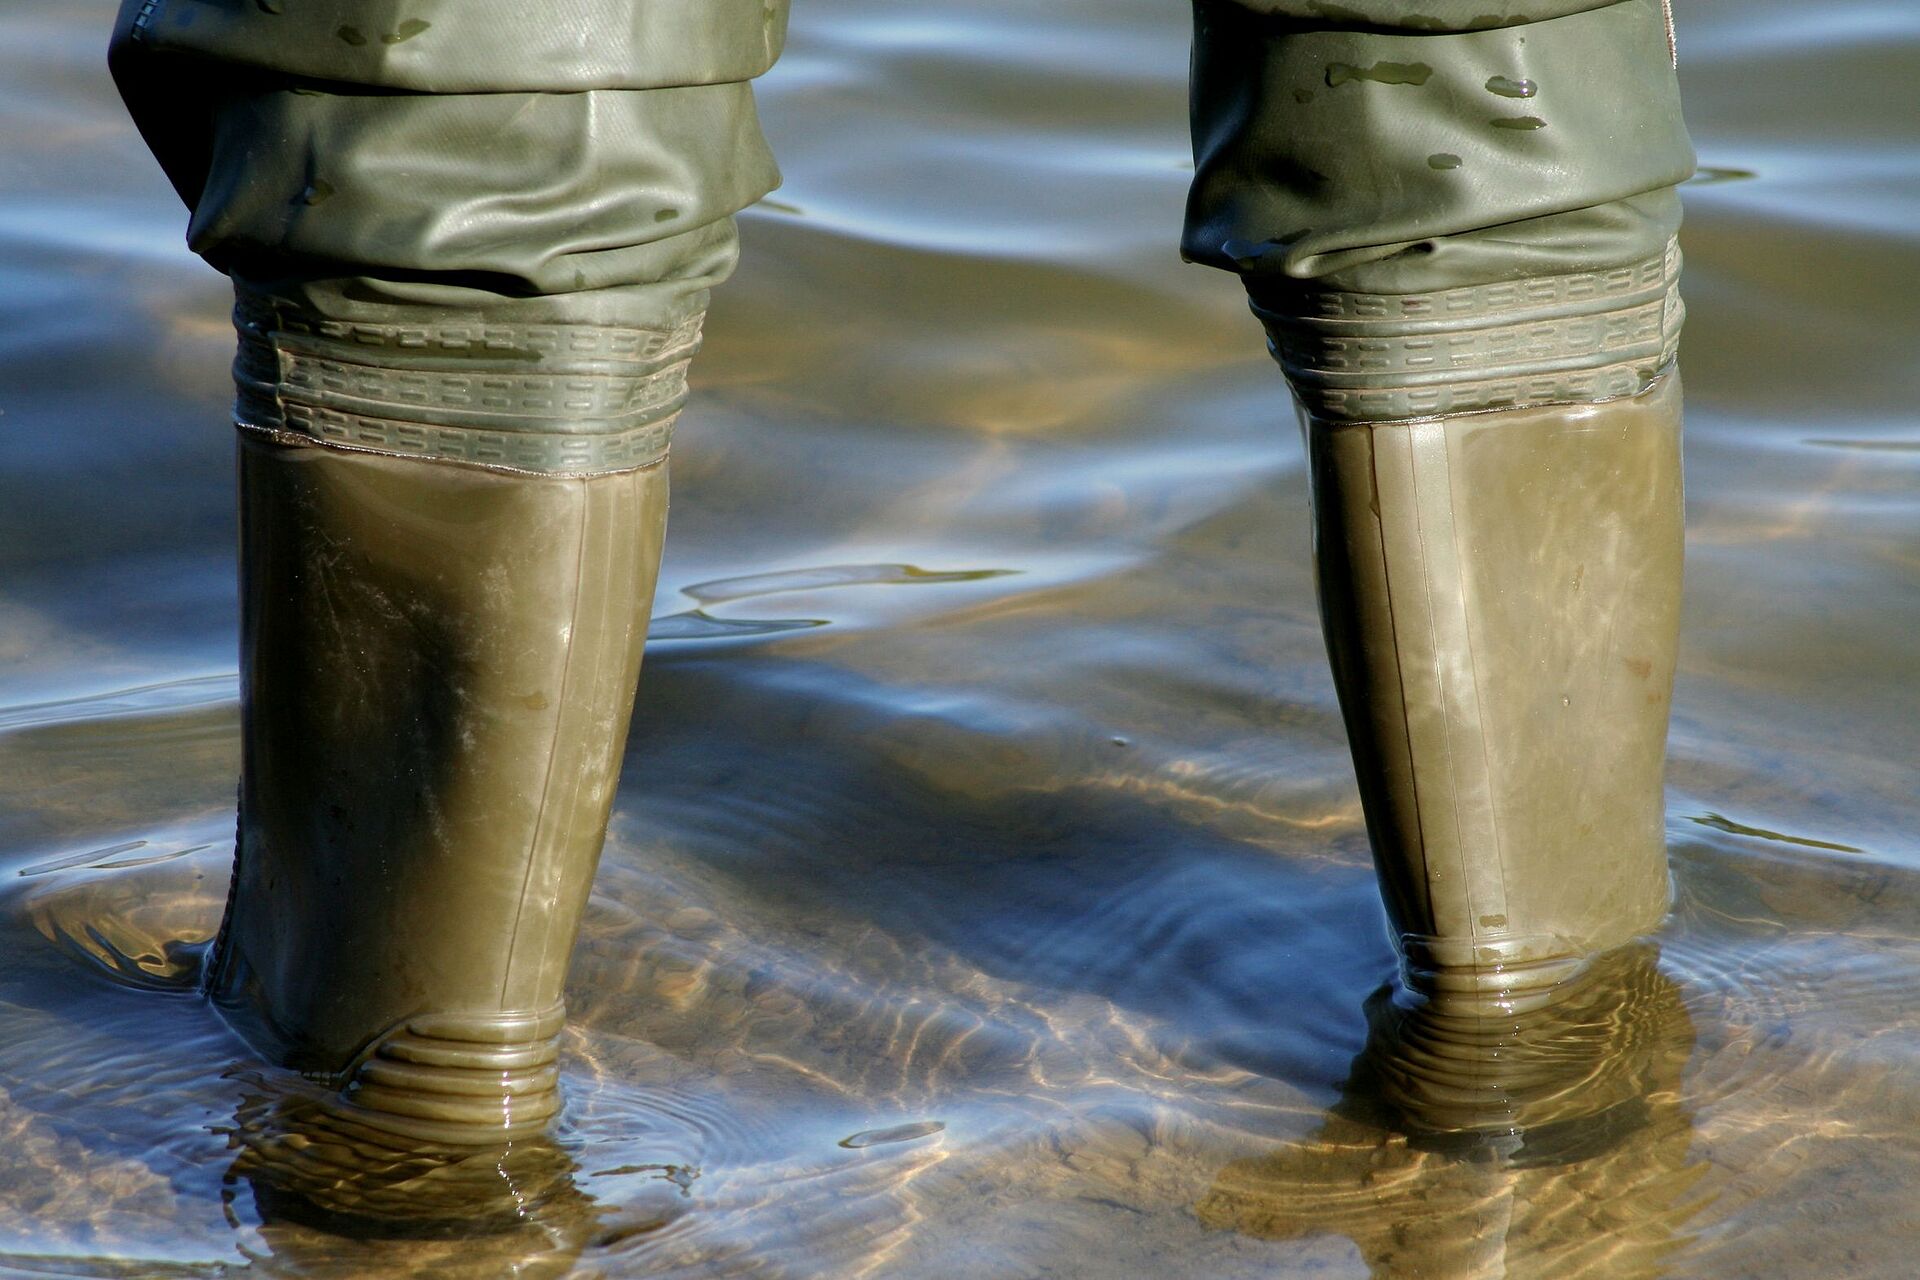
[1186,0,1694,1008]
[110,0,788,1142]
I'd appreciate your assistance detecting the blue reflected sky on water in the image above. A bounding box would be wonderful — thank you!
[0,0,1917,1275]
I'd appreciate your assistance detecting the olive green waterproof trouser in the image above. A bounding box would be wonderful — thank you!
[111,0,1694,1129]
[113,0,1690,445]
[1186,0,1692,415]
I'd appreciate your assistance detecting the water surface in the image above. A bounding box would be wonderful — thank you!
[2,0,1917,1275]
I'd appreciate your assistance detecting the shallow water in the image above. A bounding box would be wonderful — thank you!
[2,0,1917,1275]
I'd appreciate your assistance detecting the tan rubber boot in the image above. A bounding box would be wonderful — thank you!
[1308,375,1685,1008]
[208,432,669,1144]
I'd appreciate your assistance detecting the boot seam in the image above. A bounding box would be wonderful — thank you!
[1362,434,1436,932]
[499,484,592,1005]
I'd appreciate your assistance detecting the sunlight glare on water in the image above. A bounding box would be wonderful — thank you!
[1,0,1916,1275]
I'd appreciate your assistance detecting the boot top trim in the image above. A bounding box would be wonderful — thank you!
[234,415,675,476]
[232,293,699,473]
[1254,240,1682,422]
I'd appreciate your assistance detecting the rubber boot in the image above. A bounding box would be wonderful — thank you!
[1185,0,1696,1006]
[108,0,789,1142]
[208,434,668,1142]
[1309,376,1684,1007]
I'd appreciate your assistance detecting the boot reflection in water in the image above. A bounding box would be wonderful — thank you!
[109,0,789,1143]
[1185,0,1694,1009]
[220,1079,603,1277]
[1197,945,1711,1277]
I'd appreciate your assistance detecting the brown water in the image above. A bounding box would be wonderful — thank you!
[2,1,1917,1275]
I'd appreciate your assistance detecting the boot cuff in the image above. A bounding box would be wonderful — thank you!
[232,287,697,474]
[1253,238,1681,422]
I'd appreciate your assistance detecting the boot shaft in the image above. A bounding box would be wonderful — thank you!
[211,435,668,1137]
[1309,376,1684,1000]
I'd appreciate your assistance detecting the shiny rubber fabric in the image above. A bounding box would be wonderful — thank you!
[110,0,789,471]
[1309,377,1685,1002]
[1187,0,1694,420]
[214,436,670,1142]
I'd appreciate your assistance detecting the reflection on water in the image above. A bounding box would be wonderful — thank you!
[649,563,1016,640]
[1199,945,1710,1278]
[2,0,1918,1274]
[1357,944,1694,1150]
[221,1082,601,1277]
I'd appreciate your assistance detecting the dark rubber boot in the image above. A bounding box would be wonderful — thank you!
[212,434,669,1142]
[1309,377,1684,1007]
[108,0,788,1141]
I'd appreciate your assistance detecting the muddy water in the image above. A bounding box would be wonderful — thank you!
[2,0,1916,1275]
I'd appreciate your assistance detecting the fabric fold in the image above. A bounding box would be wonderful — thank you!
[111,0,788,469]
[1186,0,1693,419]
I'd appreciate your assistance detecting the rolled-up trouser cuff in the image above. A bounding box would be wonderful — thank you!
[231,287,700,475]
[1252,238,1682,422]
[112,0,788,471]
[1185,0,1692,286]
[1186,0,1693,419]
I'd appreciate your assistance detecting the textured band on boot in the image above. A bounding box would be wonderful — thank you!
[341,1005,568,1143]
[1364,941,1689,1153]
[232,290,700,475]
[1398,935,1593,1015]
[1251,240,1682,423]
